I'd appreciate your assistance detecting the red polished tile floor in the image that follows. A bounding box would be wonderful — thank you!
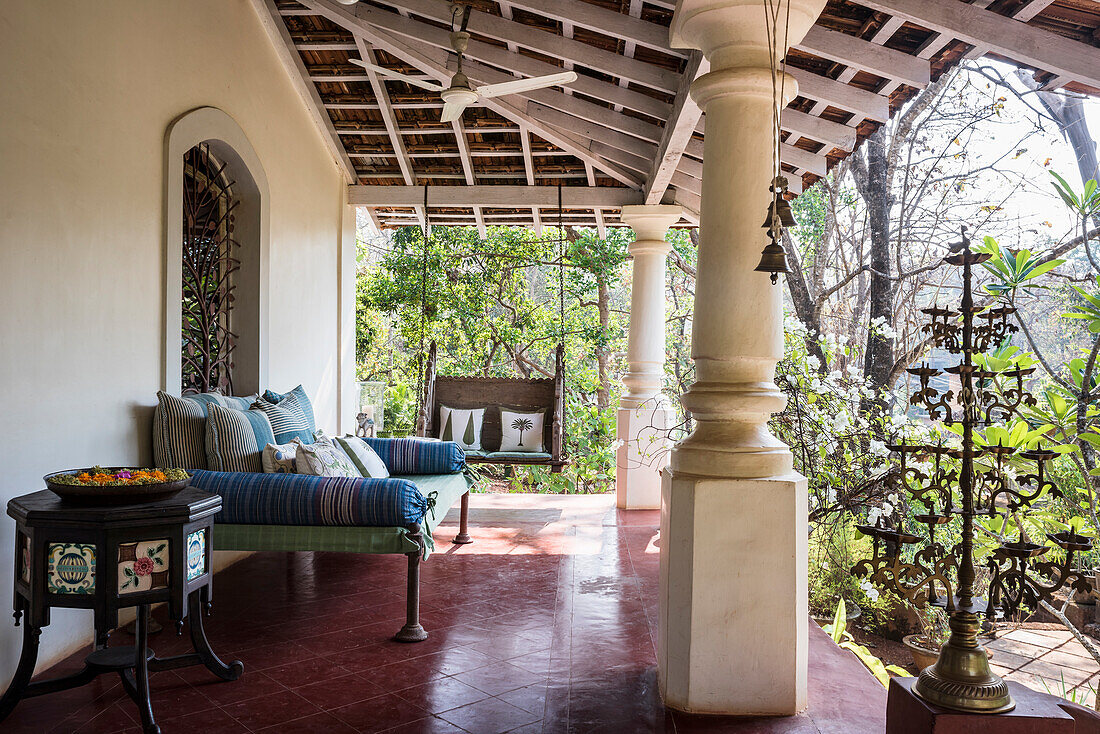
[1,495,886,733]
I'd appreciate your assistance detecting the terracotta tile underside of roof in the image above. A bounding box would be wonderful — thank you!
[273,0,1100,229]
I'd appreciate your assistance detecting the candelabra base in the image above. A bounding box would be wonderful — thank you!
[913,640,1013,713]
[888,678,1077,734]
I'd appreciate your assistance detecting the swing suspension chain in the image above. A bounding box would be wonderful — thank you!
[557,181,567,456]
[558,182,565,343]
[418,184,430,404]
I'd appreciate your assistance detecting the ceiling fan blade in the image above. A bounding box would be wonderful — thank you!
[348,59,443,91]
[475,71,577,99]
[440,100,467,123]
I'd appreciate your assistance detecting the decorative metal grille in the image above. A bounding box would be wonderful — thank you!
[181,143,239,395]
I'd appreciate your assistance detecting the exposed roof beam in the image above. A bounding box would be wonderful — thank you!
[780,144,828,176]
[1010,0,1058,22]
[491,0,683,58]
[356,40,415,186]
[355,37,424,226]
[533,101,828,178]
[365,207,384,231]
[294,42,359,50]
[348,185,646,207]
[353,4,671,119]
[615,0,644,111]
[519,125,541,231]
[309,73,375,82]
[964,0,1058,59]
[336,125,522,135]
[346,150,573,158]
[694,107,855,156]
[645,52,707,205]
[383,0,680,92]
[858,0,1100,90]
[302,0,642,187]
[788,67,890,122]
[796,26,929,88]
[250,0,357,182]
[780,109,856,151]
[583,163,608,237]
[451,119,487,237]
[803,14,907,119]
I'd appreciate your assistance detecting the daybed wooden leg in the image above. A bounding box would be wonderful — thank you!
[452,491,472,545]
[394,525,428,643]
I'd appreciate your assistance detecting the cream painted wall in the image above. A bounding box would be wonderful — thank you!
[0,1,352,682]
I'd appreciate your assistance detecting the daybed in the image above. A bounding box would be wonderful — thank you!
[153,390,472,642]
[189,438,471,642]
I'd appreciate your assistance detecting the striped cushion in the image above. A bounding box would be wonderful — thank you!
[263,385,316,433]
[191,470,430,527]
[252,392,314,444]
[363,437,465,475]
[152,391,259,470]
[204,403,275,473]
[153,392,208,470]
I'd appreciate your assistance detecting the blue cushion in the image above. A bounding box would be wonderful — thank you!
[363,438,466,475]
[192,470,430,527]
[263,386,316,433]
[204,403,275,473]
[251,392,315,444]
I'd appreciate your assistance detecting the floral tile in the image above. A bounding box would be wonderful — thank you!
[47,542,95,594]
[118,539,169,594]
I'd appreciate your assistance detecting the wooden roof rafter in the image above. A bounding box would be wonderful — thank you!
[265,0,1100,229]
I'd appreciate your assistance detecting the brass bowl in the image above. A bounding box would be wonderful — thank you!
[44,469,191,506]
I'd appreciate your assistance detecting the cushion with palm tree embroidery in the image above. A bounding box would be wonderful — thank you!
[499,409,545,453]
[437,405,484,452]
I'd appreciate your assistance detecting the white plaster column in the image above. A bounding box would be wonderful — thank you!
[616,204,683,510]
[658,0,825,715]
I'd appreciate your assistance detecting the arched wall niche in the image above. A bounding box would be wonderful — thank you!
[164,106,270,396]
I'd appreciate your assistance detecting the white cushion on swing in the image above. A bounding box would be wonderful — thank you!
[438,405,484,451]
[499,409,545,453]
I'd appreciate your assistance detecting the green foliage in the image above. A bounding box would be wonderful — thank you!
[975,236,1063,295]
[821,599,911,687]
[357,224,655,493]
[1065,276,1100,334]
[381,382,417,436]
[1050,171,1100,222]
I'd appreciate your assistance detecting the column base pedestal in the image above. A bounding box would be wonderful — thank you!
[887,678,1076,733]
[659,469,807,714]
[616,404,674,510]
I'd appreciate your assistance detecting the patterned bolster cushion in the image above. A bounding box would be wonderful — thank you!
[362,438,466,475]
[191,470,430,527]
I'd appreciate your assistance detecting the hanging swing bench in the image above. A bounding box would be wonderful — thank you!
[416,342,568,472]
[410,184,569,473]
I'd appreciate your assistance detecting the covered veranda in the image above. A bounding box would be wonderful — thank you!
[3,0,1100,732]
[1,495,887,733]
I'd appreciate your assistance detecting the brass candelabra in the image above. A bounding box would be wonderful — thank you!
[852,227,1093,713]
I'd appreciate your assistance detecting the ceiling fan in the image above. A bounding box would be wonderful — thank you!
[349,3,577,123]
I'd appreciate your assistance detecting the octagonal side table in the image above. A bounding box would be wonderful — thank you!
[0,487,243,734]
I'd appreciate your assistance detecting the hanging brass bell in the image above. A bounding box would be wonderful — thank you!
[761,196,797,229]
[755,238,790,285]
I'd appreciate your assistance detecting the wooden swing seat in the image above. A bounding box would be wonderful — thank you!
[417,343,568,473]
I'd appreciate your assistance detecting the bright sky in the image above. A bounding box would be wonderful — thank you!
[951,60,1100,253]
